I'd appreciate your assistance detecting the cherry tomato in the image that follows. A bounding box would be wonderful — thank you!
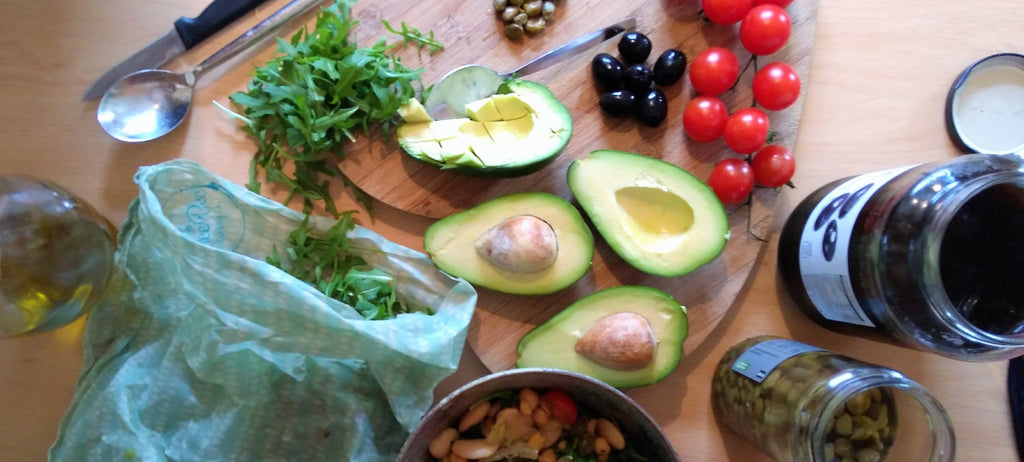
[701,0,753,25]
[752,62,801,111]
[688,47,740,96]
[723,107,770,154]
[752,0,793,7]
[740,5,792,56]
[708,158,755,205]
[751,144,796,187]
[541,390,578,426]
[683,96,729,142]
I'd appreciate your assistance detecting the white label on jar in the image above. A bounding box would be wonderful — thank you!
[797,165,916,327]
[732,339,822,383]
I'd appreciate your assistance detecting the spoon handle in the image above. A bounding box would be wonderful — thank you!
[191,0,323,81]
[506,17,637,78]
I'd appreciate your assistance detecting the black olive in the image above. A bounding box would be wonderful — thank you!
[653,49,687,86]
[599,91,637,118]
[636,89,668,127]
[617,31,652,64]
[623,64,653,95]
[591,53,624,90]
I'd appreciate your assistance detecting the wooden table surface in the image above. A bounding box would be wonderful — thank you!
[1,0,1020,460]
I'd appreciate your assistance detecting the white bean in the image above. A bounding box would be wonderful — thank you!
[427,427,459,459]
[458,401,491,432]
[595,418,626,450]
[451,438,499,459]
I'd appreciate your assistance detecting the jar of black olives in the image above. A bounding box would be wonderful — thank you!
[712,336,955,462]
[778,154,1024,361]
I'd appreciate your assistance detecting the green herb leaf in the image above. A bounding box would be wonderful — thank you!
[382,19,445,55]
[267,213,432,320]
[222,0,443,217]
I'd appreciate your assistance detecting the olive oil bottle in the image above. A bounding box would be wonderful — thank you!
[0,175,115,336]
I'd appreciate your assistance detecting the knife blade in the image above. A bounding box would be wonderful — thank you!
[82,0,270,100]
[509,17,637,77]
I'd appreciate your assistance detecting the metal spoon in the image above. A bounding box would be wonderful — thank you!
[97,0,322,142]
[422,18,636,120]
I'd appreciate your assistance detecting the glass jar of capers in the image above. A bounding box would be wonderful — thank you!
[711,336,955,462]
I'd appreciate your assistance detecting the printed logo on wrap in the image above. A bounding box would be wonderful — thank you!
[164,183,246,251]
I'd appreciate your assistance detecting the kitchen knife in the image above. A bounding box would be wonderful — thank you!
[82,0,270,101]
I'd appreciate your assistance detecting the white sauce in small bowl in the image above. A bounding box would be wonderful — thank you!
[952,63,1024,154]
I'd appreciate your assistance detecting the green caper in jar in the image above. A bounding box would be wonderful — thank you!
[711,337,901,462]
[825,389,897,462]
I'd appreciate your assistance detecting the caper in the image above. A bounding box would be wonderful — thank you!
[501,5,518,22]
[493,0,507,11]
[524,0,543,17]
[514,12,528,26]
[509,0,524,5]
[505,23,525,40]
[542,1,556,21]
[525,17,546,34]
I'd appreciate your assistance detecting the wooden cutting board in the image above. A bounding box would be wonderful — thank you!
[343,0,819,372]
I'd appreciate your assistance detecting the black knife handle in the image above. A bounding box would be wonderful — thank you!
[174,0,272,49]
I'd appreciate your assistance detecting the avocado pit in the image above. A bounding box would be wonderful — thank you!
[575,312,658,371]
[475,215,559,273]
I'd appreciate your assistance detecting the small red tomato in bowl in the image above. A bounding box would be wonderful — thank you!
[751,144,796,187]
[752,62,801,111]
[683,96,729,142]
[723,107,770,154]
[689,47,740,96]
[541,389,578,426]
[708,158,755,205]
[740,4,792,55]
[701,0,753,25]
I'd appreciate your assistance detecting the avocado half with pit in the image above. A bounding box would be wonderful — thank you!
[567,150,730,277]
[396,79,573,176]
[423,192,594,295]
[516,285,688,388]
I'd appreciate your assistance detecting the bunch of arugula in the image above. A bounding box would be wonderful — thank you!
[267,213,433,320]
[223,0,443,217]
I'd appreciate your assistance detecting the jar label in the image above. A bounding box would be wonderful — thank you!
[796,165,915,327]
[732,338,822,383]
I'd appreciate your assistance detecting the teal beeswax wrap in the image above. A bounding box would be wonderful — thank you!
[50,160,477,461]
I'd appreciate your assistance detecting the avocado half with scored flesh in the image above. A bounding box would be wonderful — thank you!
[396,79,573,176]
[567,150,729,277]
[516,285,688,388]
[423,192,594,295]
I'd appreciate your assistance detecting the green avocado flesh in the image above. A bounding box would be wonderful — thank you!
[397,79,572,176]
[567,150,729,277]
[423,192,594,295]
[516,286,688,388]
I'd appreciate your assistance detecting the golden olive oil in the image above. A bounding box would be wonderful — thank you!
[0,176,114,336]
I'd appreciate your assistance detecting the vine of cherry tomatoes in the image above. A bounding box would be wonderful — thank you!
[685,0,801,205]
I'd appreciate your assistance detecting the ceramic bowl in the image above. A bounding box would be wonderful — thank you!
[397,367,681,461]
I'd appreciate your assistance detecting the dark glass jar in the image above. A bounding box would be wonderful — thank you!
[778,154,1024,361]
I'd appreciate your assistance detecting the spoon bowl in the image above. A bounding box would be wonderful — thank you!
[422,18,636,120]
[95,0,322,142]
[97,70,193,142]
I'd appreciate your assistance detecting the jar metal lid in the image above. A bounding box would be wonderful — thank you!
[944,52,1024,156]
